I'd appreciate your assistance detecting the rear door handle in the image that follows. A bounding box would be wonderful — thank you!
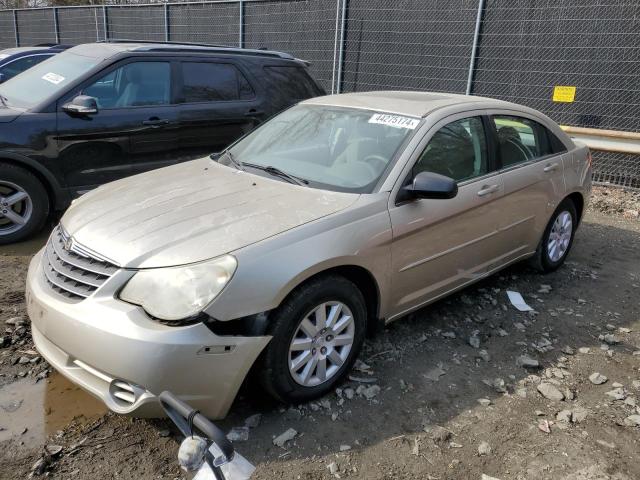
[142,118,170,127]
[543,162,559,172]
[477,184,500,197]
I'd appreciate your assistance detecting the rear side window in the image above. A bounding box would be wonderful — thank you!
[492,115,553,168]
[181,62,255,103]
[263,66,321,100]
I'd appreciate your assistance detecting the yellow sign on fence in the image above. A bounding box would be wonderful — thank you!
[552,86,576,103]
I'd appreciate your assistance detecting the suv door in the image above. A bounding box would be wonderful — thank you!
[388,114,506,317]
[488,113,567,262]
[56,58,180,190]
[176,59,265,158]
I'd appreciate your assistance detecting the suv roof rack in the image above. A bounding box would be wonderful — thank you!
[98,39,295,60]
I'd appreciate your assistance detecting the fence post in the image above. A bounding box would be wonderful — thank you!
[466,0,486,95]
[164,3,170,42]
[239,0,245,48]
[102,5,109,41]
[53,7,60,44]
[335,0,348,94]
[12,9,18,47]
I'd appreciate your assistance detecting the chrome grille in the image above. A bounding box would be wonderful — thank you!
[43,226,119,301]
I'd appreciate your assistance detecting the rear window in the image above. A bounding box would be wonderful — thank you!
[181,62,254,103]
[263,66,322,100]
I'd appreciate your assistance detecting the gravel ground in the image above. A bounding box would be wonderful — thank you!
[1,185,639,480]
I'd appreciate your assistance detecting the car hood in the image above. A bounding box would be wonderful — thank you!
[62,158,359,268]
[0,104,22,123]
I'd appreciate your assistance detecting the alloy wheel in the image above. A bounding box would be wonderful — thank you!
[288,301,355,387]
[0,180,33,236]
[547,210,572,262]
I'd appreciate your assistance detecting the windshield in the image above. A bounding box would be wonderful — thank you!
[226,105,420,193]
[0,51,100,109]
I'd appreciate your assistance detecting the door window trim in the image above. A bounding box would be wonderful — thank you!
[177,59,257,106]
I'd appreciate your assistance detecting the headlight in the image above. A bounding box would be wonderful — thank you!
[119,255,237,321]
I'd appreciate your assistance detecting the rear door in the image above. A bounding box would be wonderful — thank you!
[175,59,265,158]
[488,112,568,262]
[56,58,180,189]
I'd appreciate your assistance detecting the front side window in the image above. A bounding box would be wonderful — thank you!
[84,61,171,109]
[0,54,52,81]
[226,105,419,193]
[414,117,488,183]
[0,51,100,109]
[181,62,254,103]
[493,115,551,168]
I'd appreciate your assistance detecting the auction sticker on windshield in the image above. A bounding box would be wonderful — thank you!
[368,113,420,130]
[41,72,65,85]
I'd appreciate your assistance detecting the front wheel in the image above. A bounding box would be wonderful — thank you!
[258,275,367,403]
[530,198,577,273]
[0,163,50,245]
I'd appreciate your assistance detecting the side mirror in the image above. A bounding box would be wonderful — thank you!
[62,95,98,115]
[0,73,5,84]
[403,171,458,200]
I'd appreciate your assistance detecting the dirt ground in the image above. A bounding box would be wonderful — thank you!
[1,185,639,480]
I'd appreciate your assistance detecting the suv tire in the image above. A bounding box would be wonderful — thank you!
[258,275,367,403]
[530,198,577,273]
[0,163,49,245]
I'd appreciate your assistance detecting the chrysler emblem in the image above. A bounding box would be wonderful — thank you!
[63,236,74,251]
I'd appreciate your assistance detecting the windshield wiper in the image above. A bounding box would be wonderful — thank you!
[243,163,309,186]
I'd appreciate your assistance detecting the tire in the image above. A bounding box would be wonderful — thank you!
[529,198,577,273]
[0,163,50,245]
[258,275,367,403]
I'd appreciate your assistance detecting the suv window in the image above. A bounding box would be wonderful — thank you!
[493,115,553,168]
[414,117,488,183]
[0,54,52,81]
[263,66,321,100]
[181,62,254,103]
[84,61,171,109]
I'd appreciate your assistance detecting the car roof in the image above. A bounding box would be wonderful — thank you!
[302,90,521,118]
[65,41,298,62]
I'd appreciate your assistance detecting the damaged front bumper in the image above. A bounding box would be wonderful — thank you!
[26,249,271,419]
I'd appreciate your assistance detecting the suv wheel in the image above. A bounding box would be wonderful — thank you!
[530,198,577,273]
[0,163,49,245]
[258,275,367,403]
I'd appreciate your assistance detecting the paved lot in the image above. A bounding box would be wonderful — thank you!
[1,186,639,479]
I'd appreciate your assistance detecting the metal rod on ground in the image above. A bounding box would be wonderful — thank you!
[466,0,486,95]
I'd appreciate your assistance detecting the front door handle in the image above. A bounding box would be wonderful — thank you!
[142,118,170,127]
[477,184,500,197]
[543,162,559,172]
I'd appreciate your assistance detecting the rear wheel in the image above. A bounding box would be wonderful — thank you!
[0,163,49,245]
[258,275,367,403]
[530,198,577,273]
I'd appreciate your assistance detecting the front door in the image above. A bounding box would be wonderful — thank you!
[56,59,180,190]
[388,115,506,318]
[176,60,266,159]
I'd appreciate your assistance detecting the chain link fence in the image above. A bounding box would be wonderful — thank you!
[0,0,638,187]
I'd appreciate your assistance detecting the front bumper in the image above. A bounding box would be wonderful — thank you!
[26,249,270,419]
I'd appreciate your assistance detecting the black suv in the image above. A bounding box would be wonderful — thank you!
[0,41,324,243]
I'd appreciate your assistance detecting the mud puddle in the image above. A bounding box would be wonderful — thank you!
[0,372,106,444]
